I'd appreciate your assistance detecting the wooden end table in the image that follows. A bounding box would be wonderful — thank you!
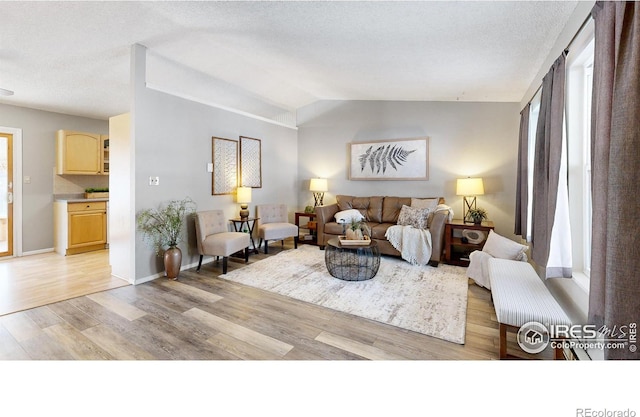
[229,217,259,254]
[444,219,495,267]
[295,212,317,245]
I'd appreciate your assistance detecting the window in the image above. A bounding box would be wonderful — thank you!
[566,21,594,291]
[526,90,542,243]
[583,61,593,278]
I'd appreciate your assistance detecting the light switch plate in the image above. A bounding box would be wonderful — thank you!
[149,176,159,186]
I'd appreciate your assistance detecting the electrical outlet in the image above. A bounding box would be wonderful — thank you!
[149,176,159,186]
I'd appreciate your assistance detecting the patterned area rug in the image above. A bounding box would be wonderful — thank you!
[220,245,468,344]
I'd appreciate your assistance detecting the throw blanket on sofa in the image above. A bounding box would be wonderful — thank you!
[385,225,432,265]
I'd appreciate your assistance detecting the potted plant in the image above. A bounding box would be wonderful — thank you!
[136,197,196,280]
[467,207,488,225]
[346,218,364,240]
[85,187,109,199]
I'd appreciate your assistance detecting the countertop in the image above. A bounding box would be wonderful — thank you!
[53,193,109,203]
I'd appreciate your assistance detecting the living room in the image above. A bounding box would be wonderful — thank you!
[1,1,638,415]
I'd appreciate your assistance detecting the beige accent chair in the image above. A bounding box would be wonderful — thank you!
[195,210,250,274]
[256,204,298,254]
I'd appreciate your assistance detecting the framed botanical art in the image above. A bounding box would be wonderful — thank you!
[212,137,238,195]
[349,137,429,180]
[239,136,262,188]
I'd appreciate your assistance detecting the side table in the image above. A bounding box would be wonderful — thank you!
[229,217,260,254]
[325,237,380,281]
[444,220,495,267]
[295,212,317,245]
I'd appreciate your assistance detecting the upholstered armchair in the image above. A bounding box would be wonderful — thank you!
[467,230,529,289]
[194,209,250,274]
[256,204,298,254]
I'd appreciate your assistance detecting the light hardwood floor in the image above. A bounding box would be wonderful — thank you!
[0,242,554,360]
[0,249,128,316]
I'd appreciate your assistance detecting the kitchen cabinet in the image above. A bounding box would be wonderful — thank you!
[101,134,109,174]
[56,130,108,175]
[54,200,107,255]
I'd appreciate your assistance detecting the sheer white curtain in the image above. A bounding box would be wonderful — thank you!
[546,118,572,278]
[514,104,529,238]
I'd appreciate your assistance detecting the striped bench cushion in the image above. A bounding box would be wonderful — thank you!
[488,258,571,328]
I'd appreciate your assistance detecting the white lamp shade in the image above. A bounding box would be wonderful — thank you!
[456,177,485,196]
[309,178,328,192]
[236,186,252,203]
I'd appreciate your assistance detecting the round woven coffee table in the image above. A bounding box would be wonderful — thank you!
[325,237,381,281]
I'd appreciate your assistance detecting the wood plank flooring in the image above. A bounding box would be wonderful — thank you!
[0,249,128,316]
[0,242,556,360]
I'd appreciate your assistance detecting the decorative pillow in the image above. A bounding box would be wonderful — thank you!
[411,198,439,210]
[482,230,528,261]
[334,209,365,224]
[397,205,431,229]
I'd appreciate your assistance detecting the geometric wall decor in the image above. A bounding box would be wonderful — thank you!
[239,136,262,188]
[212,137,238,195]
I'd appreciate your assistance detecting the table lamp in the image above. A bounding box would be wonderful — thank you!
[236,186,252,219]
[456,177,484,223]
[310,178,328,206]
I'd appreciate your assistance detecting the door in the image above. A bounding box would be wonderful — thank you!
[0,133,13,257]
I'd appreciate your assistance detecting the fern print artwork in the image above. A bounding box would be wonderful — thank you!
[358,144,416,174]
[349,137,429,180]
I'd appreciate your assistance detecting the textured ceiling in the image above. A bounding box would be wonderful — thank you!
[0,1,579,120]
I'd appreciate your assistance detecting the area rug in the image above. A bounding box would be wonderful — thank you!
[220,245,469,344]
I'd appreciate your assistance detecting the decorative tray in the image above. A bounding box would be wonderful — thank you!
[338,235,371,246]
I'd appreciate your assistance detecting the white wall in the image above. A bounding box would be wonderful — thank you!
[109,113,134,283]
[131,48,298,281]
[0,103,107,252]
[297,100,520,238]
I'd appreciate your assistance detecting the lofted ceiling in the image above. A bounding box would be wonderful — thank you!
[0,1,579,121]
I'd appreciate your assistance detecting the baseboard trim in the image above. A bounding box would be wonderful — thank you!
[21,248,54,257]
[133,259,207,285]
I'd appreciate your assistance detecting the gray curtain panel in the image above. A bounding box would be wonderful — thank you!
[531,53,566,268]
[589,1,640,360]
[514,103,530,237]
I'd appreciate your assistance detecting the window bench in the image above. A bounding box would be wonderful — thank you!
[488,258,572,360]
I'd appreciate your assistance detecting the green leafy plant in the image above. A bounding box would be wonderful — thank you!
[346,218,372,240]
[349,218,362,231]
[85,187,109,193]
[136,197,196,255]
[467,207,488,224]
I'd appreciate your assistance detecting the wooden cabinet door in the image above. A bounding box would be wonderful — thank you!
[68,211,106,248]
[100,134,109,175]
[57,130,101,175]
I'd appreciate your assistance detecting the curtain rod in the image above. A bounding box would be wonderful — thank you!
[524,11,594,106]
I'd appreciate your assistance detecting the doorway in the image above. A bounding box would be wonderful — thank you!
[0,132,12,257]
